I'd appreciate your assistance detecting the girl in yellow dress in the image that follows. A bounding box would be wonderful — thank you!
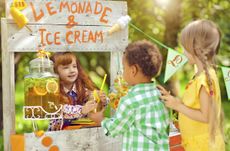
[158,19,225,151]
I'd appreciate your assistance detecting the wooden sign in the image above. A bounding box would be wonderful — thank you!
[6,0,128,51]
[6,0,127,25]
[7,24,128,52]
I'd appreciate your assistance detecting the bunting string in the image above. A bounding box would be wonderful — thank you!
[129,23,169,49]
[129,22,229,100]
[129,22,229,69]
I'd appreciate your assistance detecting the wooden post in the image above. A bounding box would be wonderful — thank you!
[1,18,15,151]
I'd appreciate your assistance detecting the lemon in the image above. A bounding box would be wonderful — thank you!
[46,80,58,93]
[33,86,47,96]
[33,80,47,96]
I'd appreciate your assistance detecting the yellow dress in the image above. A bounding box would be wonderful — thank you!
[179,68,225,151]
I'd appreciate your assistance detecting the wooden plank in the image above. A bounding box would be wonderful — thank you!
[25,127,122,151]
[110,51,123,85]
[6,0,127,26]
[1,18,15,151]
[7,22,128,52]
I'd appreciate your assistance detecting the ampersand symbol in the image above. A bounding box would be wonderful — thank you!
[66,15,78,28]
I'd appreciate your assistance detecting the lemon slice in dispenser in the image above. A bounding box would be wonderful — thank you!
[33,80,47,96]
[46,80,58,93]
[33,85,47,96]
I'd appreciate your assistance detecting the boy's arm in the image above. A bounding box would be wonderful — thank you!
[101,99,134,137]
[89,97,134,137]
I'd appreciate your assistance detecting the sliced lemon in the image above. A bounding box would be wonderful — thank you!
[46,81,58,93]
[33,86,47,96]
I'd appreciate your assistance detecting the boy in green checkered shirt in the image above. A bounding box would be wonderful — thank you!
[89,40,169,151]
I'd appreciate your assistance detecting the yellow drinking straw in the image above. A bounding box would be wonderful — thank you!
[100,74,107,92]
[93,74,107,103]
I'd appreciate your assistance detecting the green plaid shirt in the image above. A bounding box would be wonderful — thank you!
[102,83,169,151]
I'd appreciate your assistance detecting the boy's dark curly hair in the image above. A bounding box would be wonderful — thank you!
[124,40,162,78]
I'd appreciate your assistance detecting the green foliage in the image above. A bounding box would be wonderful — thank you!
[0,130,3,151]
[127,0,229,100]
[181,0,230,66]
[128,0,165,43]
[127,1,230,150]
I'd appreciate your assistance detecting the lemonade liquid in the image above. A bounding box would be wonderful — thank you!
[24,77,60,118]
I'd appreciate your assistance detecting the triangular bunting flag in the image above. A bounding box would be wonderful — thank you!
[164,48,188,83]
[221,66,230,100]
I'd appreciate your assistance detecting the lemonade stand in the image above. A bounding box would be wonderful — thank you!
[1,0,128,150]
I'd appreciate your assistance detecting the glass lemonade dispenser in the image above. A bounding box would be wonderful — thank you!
[24,50,61,119]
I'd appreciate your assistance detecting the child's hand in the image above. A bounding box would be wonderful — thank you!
[84,88,90,97]
[160,94,182,111]
[157,85,182,111]
[88,108,105,124]
[157,85,171,96]
[98,91,107,106]
[82,100,97,115]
